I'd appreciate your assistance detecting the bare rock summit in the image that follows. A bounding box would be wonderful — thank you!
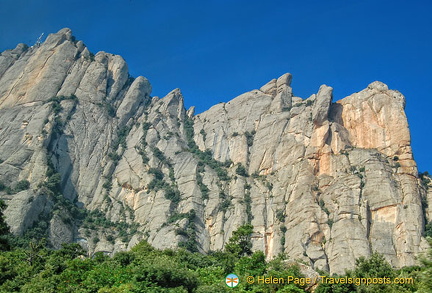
[0,28,430,275]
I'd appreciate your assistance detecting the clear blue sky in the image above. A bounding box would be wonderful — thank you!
[1,0,431,172]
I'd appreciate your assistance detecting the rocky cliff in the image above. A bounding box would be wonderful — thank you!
[0,28,430,274]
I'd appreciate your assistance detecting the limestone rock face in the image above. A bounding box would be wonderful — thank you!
[0,28,429,274]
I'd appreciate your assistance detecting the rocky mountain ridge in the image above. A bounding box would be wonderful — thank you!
[0,28,430,274]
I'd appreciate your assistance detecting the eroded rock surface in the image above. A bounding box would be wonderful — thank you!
[0,28,429,274]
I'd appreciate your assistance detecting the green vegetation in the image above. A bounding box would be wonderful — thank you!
[196,163,209,200]
[0,226,305,292]
[176,210,197,252]
[14,180,30,192]
[236,163,248,177]
[276,209,285,222]
[315,251,430,293]
[244,189,253,224]
[0,199,10,250]
[425,221,432,238]
[199,128,206,141]
[0,211,431,292]
[0,180,30,195]
[82,210,138,244]
[113,126,132,151]
[45,94,79,136]
[244,130,255,147]
[280,225,287,247]
[218,192,231,213]
[183,117,230,181]
[420,171,431,190]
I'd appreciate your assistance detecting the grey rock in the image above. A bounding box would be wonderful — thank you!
[0,28,428,276]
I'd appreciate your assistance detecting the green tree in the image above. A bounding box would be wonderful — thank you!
[418,240,432,292]
[225,224,254,257]
[0,200,10,251]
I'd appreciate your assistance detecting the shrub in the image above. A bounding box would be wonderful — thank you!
[15,180,30,192]
[245,131,254,147]
[102,181,112,190]
[148,168,164,180]
[276,209,285,222]
[425,221,432,238]
[235,164,248,177]
[164,187,180,204]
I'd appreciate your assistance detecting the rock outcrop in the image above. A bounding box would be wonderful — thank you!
[0,28,430,274]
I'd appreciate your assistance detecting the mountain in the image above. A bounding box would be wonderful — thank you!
[0,28,430,275]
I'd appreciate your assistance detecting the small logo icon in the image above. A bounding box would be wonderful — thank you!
[226,273,239,288]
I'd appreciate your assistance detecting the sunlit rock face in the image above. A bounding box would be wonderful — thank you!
[0,28,429,274]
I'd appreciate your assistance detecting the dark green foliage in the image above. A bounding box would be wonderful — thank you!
[276,209,285,222]
[152,146,168,164]
[183,117,230,181]
[104,102,116,117]
[196,164,209,200]
[0,200,10,250]
[236,163,248,177]
[0,182,5,191]
[148,168,164,180]
[245,130,255,147]
[225,224,254,257]
[52,102,63,114]
[199,128,206,141]
[142,122,151,131]
[425,221,432,238]
[0,236,430,292]
[305,99,314,106]
[164,186,181,204]
[52,116,64,135]
[14,180,30,192]
[44,173,61,193]
[102,180,112,190]
[319,199,331,215]
[280,225,287,246]
[106,234,115,244]
[266,181,273,191]
[219,192,231,213]
[113,126,131,150]
[82,211,137,245]
[177,210,197,253]
[244,191,253,223]
[315,252,419,293]
[46,95,79,136]
[420,171,431,189]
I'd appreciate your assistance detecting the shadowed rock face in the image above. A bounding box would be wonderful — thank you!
[0,28,430,274]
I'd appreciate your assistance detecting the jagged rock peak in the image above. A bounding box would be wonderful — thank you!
[367,81,389,91]
[260,73,292,96]
[0,29,429,277]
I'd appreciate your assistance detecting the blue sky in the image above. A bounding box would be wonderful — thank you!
[1,0,431,172]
